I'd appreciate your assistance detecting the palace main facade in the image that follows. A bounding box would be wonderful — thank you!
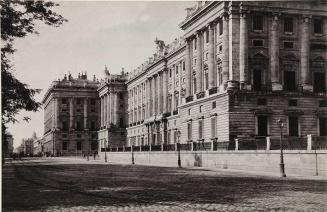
[43,1,327,155]
[124,1,327,148]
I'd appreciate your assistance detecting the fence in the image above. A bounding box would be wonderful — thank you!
[101,135,327,153]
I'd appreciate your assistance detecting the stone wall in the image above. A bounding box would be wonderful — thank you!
[99,150,327,177]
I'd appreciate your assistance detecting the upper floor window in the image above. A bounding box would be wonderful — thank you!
[176,66,179,75]
[62,98,67,105]
[212,101,216,109]
[219,20,223,35]
[253,39,264,47]
[194,38,197,50]
[90,99,96,105]
[205,29,209,43]
[183,61,185,71]
[314,19,324,34]
[253,14,263,31]
[199,105,203,113]
[289,116,299,136]
[284,41,294,49]
[284,17,293,33]
[76,98,81,105]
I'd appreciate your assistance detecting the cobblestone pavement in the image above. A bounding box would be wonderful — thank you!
[3,158,327,211]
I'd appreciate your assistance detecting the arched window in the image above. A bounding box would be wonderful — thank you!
[251,53,267,91]
[312,56,326,93]
[282,54,298,92]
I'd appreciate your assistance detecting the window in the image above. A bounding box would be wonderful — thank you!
[77,142,82,150]
[76,121,82,130]
[284,17,293,33]
[119,118,124,128]
[211,117,217,138]
[62,98,67,105]
[257,98,267,106]
[198,120,203,139]
[217,61,222,85]
[212,101,216,109]
[92,133,96,139]
[314,71,326,93]
[120,93,124,99]
[199,105,203,113]
[319,100,327,107]
[62,142,68,150]
[284,66,296,91]
[62,134,67,138]
[219,20,223,35]
[188,108,191,115]
[62,121,68,131]
[257,116,268,136]
[319,117,327,136]
[90,99,96,105]
[187,122,192,140]
[77,134,81,138]
[183,61,185,71]
[176,66,179,75]
[194,38,197,50]
[288,99,297,107]
[219,45,222,52]
[284,41,294,49]
[194,59,197,66]
[289,116,299,136]
[205,71,209,90]
[206,29,209,43]
[253,14,263,31]
[253,39,264,47]
[193,78,197,94]
[314,19,323,34]
[76,109,81,113]
[91,121,95,130]
[169,69,172,78]
[253,69,262,91]
[76,98,81,105]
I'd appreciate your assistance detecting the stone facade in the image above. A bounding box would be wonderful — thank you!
[98,68,128,149]
[42,73,100,156]
[126,1,327,147]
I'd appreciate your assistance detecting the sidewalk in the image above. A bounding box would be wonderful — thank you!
[42,156,327,181]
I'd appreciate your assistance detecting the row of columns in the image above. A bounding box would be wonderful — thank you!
[100,92,118,127]
[184,11,314,98]
[52,97,90,130]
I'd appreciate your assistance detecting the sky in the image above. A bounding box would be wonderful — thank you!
[8,1,194,148]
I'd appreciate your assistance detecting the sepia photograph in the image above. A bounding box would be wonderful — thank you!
[2,0,327,211]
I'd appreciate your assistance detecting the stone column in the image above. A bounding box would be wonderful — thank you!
[300,16,312,92]
[208,22,216,89]
[136,86,139,122]
[55,97,59,129]
[52,97,56,129]
[111,93,114,125]
[153,76,156,116]
[104,94,107,126]
[270,14,282,91]
[162,69,167,113]
[114,92,118,125]
[185,38,192,98]
[222,14,229,89]
[228,10,240,88]
[84,98,88,129]
[107,92,111,124]
[172,66,176,113]
[148,78,152,117]
[69,98,74,129]
[239,11,249,89]
[196,30,203,94]
[158,72,162,114]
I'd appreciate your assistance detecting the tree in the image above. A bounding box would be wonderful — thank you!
[1,1,67,132]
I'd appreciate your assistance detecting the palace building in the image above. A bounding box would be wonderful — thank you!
[42,73,100,156]
[43,1,327,155]
[124,1,327,147]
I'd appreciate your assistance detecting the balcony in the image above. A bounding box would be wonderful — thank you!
[196,91,205,99]
[186,95,193,103]
[209,87,217,95]
[173,110,178,115]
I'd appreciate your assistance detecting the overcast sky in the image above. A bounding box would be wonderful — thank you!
[8,1,194,148]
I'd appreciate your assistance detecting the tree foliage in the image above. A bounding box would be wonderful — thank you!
[1,0,67,127]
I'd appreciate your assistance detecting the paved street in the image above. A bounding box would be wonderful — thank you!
[3,158,327,211]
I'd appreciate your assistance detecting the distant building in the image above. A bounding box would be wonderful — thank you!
[21,138,34,156]
[3,133,14,157]
[42,73,100,156]
[98,68,128,149]
[33,137,44,156]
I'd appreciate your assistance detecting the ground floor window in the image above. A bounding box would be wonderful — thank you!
[211,117,217,138]
[198,120,204,139]
[289,116,299,136]
[319,117,327,136]
[187,122,192,140]
[77,141,82,150]
[257,116,268,136]
[63,141,68,150]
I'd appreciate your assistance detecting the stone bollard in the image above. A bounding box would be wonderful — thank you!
[307,134,312,150]
[235,139,239,151]
[266,137,271,151]
[161,144,164,151]
[211,140,214,151]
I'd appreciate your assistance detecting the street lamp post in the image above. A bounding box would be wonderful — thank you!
[104,138,107,163]
[277,119,286,177]
[176,129,181,168]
